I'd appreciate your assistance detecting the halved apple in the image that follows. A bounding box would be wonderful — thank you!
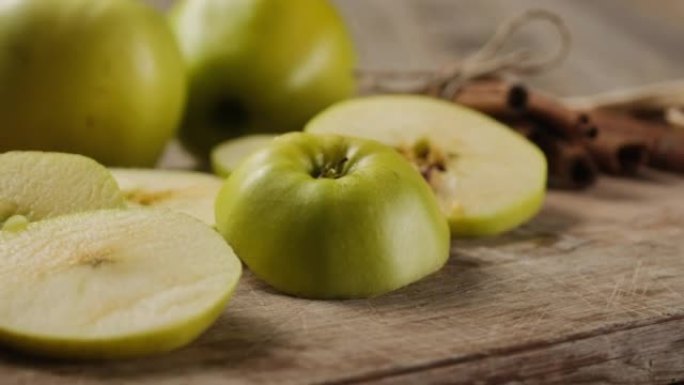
[306,95,547,236]
[111,169,223,226]
[0,151,125,223]
[215,133,450,298]
[211,135,276,177]
[0,208,242,359]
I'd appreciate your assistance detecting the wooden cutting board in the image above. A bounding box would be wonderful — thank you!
[1,173,683,384]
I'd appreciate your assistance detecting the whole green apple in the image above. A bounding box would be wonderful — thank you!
[169,0,357,157]
[215,133,450,299]
[0,0,186,167]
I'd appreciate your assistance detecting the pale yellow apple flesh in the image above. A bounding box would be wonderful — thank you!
[211,135,276,177]
[111,169,223,226]
[306,95,547,236]
[0,151,125,223]
[0,209,242,359]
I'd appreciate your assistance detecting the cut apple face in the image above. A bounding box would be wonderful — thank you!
[0,151,125,224]
[111,169,223,226]
[0,209,242,359]
[306,95,547,236]
[211,134,276,177]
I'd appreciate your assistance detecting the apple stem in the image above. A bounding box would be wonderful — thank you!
[315,157,349,179]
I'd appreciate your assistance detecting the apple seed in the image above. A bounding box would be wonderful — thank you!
[124,189,178,206]
[1,215,28,233]
[397,138,450,182]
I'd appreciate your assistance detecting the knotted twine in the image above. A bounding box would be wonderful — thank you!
[356,9,684,128]
[356,9,571,98]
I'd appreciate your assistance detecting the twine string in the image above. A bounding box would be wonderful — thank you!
[357,9,572,98]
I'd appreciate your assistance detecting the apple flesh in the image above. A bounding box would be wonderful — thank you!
[0,151,125,223]
[169,0,357,157]
[0,209,242,359]
[211,134,276,177]
[111,168,224,226]
[0,0,186,166]
[215,133,450,299]
[306,95,547,236]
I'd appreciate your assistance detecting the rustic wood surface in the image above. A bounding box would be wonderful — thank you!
[3,1,684,384]
[2,175,683,384]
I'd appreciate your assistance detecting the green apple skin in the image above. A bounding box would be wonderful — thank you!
[215,133,450,299]
[169,0,357,157]
[0,0,186,167]
[0,286,235,360]
[305,95,547,237]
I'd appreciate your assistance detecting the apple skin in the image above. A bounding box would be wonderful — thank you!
[169,0,357,157]
[305,95,548,237]
[215,133,450,299]
[0,0,186,167]
[0,285,235,360]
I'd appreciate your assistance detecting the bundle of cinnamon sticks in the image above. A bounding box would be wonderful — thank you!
[429,79,684,189]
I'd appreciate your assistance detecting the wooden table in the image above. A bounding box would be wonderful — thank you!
[3,1,684,384]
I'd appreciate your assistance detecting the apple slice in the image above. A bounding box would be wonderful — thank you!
[0,208,242,359]
[0,151,125,223]
[306,95,547,236]
[211,135,276,177]
[111,169,223,226]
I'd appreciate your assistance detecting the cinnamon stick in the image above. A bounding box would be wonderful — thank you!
[528,129,598,189]
[589,110,663,140]
[650,130,684,173]
[589,110,684,173]
[527,92,598,139]
[583,130,649,175]
[504,119,536,139]
[588,111,670,171]
[448,79,529,118]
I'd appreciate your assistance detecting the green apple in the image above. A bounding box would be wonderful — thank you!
[169,0,357,157]
[211,134,276,177]
[0,0,186,167]
[306,95,547,236]
[0,208,242,359]
[0,151,125,224]
[215,132,450,299]
[111,168,224,226]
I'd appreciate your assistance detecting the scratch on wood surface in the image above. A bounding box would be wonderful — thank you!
[607,275,626,308]
[525,304,551,336]
[629,260,643,298]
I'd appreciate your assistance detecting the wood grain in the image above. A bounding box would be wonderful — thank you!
[1,173,683,384]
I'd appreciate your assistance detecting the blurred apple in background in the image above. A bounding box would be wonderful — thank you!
[169,0,357,159]
[0,0,186,167]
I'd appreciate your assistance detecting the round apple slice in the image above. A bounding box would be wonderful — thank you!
[211,135,276,177]
[111,169,223,226]
[0,151,125,223]
[0,209,242,359]
[306,95,547,236]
